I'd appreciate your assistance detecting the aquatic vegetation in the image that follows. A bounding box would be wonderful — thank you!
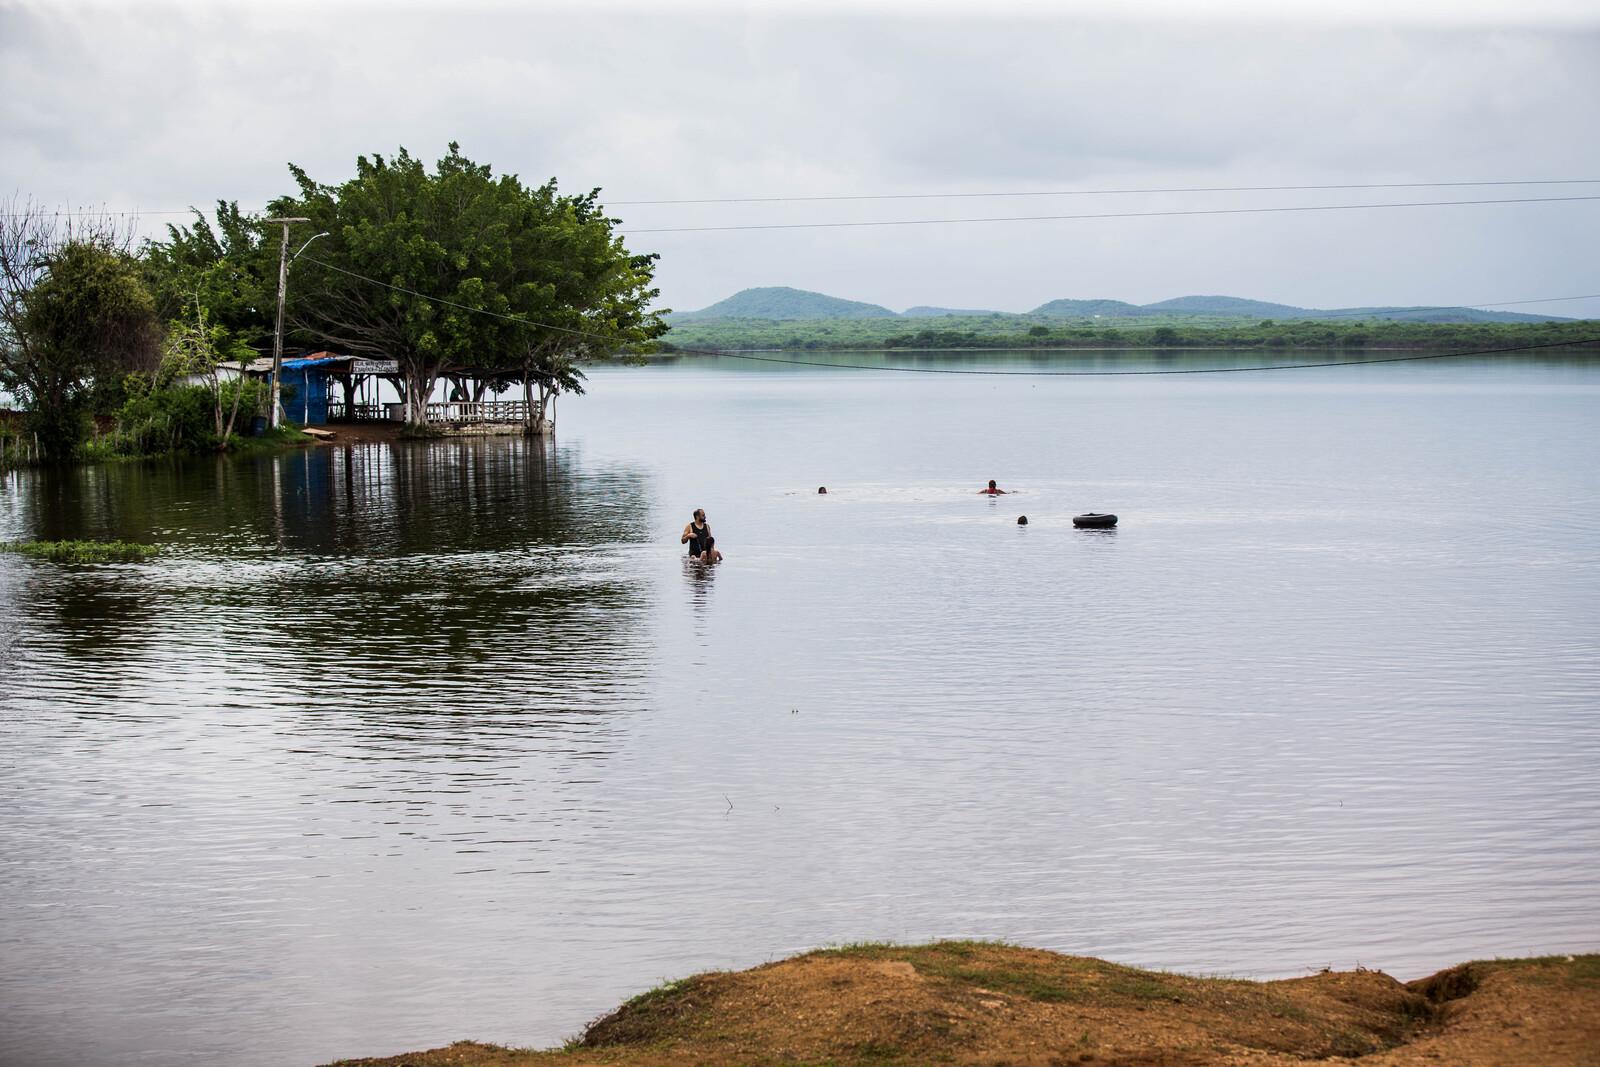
[0,539,158,563]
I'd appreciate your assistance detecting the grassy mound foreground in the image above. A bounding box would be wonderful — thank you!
[328,942,1600,1066]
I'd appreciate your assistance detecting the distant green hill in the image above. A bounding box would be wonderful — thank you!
[671,286,898,321]
[1142,295,1306,318]
[902,306,1004,318]
[1030,298,1151,318]
[1307,305,1556,324]
[672,286,1573,325]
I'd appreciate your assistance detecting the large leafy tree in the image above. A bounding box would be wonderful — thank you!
[274,144,665,430]
[496,188,666,433]
[142,201,275,354]
[0,201,160,460]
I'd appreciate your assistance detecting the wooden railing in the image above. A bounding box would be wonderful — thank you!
[424,400,531,424]
[326,401,388,422]
[325,399,534,425]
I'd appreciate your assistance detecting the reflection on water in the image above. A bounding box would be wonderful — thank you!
[2,353,1599,1066]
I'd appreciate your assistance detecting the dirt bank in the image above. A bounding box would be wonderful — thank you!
[301,422,409,445]
[327,942,1599,1066]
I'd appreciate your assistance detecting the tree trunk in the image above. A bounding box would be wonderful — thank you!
[222,369,246,442]
[211,368,225,439]
[533,380,552,436]
[403,364,436,429]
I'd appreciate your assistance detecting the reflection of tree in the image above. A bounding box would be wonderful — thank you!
[0,566,159,688]
[0,438,659,734]
[277,436,658,556]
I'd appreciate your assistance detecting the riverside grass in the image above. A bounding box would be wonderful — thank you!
[1,540,158,563]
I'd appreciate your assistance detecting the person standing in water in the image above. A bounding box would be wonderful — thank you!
[978,479,1009,495]
[681,508,723,563]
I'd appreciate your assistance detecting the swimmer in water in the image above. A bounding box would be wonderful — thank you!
[978,479,1009,495]
[680,508,723,563]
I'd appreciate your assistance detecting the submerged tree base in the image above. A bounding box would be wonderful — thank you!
[1,540,158,563]
[398,423,447,440]
[326,943,1600,1066]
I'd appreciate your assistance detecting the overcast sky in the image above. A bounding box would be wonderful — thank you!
[3,0,1598,316]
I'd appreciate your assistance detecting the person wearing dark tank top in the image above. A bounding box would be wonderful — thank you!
[680,508,722,562]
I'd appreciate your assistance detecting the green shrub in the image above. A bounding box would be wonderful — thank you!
[112,379,267,456]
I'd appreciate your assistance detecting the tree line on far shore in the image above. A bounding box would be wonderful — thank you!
[659,315,1600,354]
[0,144,667,464]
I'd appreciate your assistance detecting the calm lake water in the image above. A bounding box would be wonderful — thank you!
[2,351,1598,1066]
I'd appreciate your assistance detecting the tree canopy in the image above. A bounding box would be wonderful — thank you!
[142,200,274,355]
[0,201,160,459]
[273,144,666,429]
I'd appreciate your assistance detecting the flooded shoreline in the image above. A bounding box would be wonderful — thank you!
[3,353,1598,1065]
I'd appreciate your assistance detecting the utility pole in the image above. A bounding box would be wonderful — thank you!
[265,217,311,429]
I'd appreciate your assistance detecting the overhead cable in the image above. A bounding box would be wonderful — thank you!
[300,256,1600,376]
[621,194,1600,234]
[611,178,1600,206]
[7,177,1600,219]
[1291,293,1600,320]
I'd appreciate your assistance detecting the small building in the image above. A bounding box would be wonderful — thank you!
[219,353,543,434]
[278,355,342,425]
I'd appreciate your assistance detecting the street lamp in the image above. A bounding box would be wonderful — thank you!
[262,217,324,429]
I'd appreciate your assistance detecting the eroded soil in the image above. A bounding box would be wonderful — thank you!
[328,943,1600,1066]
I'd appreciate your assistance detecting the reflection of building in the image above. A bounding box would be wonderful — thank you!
[218,353,540,435]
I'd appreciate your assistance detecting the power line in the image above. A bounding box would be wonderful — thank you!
[8,177,1600,219]
[300,256,1600,375]
[611,178,1600,206]
[304,256,581,329]
[622,194,1600,234]
[1296,293,1600,320]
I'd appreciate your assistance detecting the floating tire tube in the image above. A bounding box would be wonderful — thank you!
[1073,513,1118,528]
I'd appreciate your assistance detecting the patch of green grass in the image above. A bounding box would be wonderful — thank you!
[580,973,720,1048]
[1,539,158,563]
[812,941,1191,1006]
[618,977,696,1010]
[1486,954,1600,988]
[1106,974,1186,1002]
[1327,1026,1381,1058]
[909,946,1088,1002]
[226,426,319,453]
[1264,1000,1312,1023]
[813,939,1015,960]
[1490,953,1600,971]
[813,941,906,958]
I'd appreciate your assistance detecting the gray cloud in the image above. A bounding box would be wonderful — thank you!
[3,3,1597,316]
